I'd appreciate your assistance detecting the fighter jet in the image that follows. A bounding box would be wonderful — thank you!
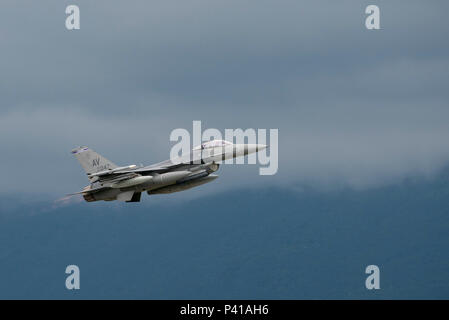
[70,140,267,202]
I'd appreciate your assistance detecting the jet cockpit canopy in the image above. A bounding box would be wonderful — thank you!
[193,140,233,150]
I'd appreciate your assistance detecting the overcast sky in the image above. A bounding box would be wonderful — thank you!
[1,0,449,197]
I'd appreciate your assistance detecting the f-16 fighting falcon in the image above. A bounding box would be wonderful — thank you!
[70,140,267,202]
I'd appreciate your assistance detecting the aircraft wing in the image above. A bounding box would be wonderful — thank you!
[87,162,184,179]
[85,149,220,182]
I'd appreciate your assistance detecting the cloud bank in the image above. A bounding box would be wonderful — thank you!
[1,0,449,197]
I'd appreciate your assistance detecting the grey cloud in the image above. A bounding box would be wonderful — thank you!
[0,0,449,196]
[2,0,449,112]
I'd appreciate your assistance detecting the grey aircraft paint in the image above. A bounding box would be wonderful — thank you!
[71,141,266,202]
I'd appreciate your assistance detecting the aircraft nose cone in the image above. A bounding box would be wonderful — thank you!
[244,144,267,155]
[232,144,268,158]
[256,144,268,152]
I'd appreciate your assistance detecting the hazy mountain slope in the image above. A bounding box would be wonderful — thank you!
[0,172,448,299]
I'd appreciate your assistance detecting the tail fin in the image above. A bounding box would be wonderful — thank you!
[71,146,118,179]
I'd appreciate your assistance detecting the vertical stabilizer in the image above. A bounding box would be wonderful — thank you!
[71,146,118,180]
